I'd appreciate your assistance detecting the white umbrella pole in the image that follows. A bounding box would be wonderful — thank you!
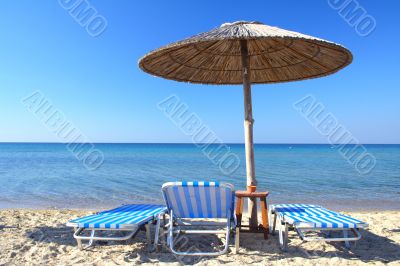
[240,40,258,229]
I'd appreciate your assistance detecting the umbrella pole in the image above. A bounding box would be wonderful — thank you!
[240,40,258,229]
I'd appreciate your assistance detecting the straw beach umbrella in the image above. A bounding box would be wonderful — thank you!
[138,21,352,228]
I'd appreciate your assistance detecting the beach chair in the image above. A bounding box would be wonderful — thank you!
[67,204,167,249]
[157,181,237,256]
[269,204,368,250]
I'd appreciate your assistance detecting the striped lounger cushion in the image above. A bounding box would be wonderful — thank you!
[67,204,167,229]
[162,181,235,219]
[271,204,368,229]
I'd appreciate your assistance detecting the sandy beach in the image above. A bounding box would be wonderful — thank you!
[0,209,399,265]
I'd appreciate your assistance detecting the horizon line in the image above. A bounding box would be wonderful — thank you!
[0,142,399,145]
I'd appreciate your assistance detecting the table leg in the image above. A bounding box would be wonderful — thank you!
[235,197,243,227]
[260,197,269,239]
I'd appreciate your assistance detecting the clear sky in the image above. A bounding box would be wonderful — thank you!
[0,0,399,144]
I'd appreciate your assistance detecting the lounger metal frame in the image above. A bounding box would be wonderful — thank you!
[157,182,237,256]
[71,224,152,250]
[159,210,236,256]
[269,205,367,251]
[67,204,167,250]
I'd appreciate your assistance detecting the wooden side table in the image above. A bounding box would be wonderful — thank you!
[235,190,269,239]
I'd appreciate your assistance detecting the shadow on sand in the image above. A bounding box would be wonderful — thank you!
[27,225,400,265]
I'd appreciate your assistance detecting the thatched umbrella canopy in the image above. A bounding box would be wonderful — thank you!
[139,21,352,84]
[139,21,352,228]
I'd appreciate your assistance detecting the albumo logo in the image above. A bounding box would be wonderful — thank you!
[59,0,108,37]
[328,0,376,37]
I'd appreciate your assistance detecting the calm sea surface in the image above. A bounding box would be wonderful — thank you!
[0,143,399,210]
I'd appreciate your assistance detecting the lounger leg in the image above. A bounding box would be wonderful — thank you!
[343,230,350,248]
[234,227,240,254]
[77,239,83,250]
[75,229,95,250]
[221,217,231,255]
[284,223,288,250]
[167,210,174,247]
[145,223,151,246]
[153,214,161,251]
[271,213,277,235]
[74,228,96,250]
[268,208,273,233]
[279,222,288,251]
[352,229,358,248]
[88,230,95,247]
[74,228,83,250]
[278,222,283,248]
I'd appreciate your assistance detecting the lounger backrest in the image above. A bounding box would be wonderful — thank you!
[162,181,234,219]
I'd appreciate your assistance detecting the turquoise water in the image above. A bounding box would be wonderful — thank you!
[0,143,399,210]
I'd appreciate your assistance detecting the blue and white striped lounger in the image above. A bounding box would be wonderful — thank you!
[269,204,368,250]
[67,204,167,249]
[158,181,237,256]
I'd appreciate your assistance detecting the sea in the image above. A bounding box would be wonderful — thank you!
[0,143,399,211]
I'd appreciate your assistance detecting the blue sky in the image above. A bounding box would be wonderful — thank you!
[0,0,399,144]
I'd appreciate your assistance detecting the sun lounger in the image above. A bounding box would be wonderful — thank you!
[67,204,167,249]
[269,204,368,250]
[157,181,237,256]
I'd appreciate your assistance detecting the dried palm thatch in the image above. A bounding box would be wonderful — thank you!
[139,21,352,85]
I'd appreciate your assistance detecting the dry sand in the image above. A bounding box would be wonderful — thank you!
[0,209,399,265]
